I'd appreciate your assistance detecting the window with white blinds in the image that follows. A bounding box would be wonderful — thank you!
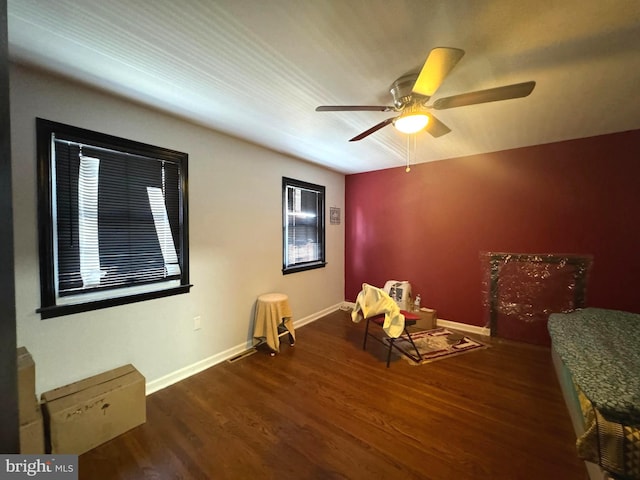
[282,177,326,274]
[36,118,191,318]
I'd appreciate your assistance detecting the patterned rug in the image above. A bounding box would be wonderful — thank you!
[389,328,489,365]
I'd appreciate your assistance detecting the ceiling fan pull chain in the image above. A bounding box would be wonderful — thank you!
[413,134,417,169]
[405,134,418,173]
[405,135,411,173]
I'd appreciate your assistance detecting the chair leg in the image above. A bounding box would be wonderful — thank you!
[362,318,371,350]
[386,339,393,367]
[403,327,423,362]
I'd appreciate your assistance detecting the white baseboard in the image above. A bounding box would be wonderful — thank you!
[294,302,347,328]
[145,302,345,395]
[436,318,491,337]
[146,346,241,395]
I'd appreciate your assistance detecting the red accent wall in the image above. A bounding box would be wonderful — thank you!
[345,130,640,327]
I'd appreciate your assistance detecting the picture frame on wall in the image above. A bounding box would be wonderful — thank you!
[330,207,341,225]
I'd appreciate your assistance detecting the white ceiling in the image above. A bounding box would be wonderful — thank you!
[7,0,640,174]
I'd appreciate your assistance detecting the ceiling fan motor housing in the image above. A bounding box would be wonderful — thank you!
[390,73,428,109]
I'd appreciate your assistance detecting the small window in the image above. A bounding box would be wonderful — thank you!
[282,177,326,274]
[36,118,191,318]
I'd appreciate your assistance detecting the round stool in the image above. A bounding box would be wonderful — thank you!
[254,293,295,355]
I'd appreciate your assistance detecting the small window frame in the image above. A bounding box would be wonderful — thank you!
[282,177,326,275]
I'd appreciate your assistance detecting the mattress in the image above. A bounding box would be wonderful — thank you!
[549,308,640,480]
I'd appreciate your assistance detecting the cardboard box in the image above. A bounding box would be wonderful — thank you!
[20,405,45,454]
[17,347,39,425]
[41,364,146,454]
[415,308,437,330]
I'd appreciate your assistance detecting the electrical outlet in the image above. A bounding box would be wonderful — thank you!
[193,316,202,331]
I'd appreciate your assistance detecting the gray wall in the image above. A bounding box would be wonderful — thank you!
[10,63,345,396]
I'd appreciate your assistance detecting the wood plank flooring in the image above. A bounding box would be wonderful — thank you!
[79,309,587,479]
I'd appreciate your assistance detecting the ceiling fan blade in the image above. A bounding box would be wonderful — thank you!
[433,81,536,110]
[412,47,465,97]
[349,117,395,142]
[316,105,395,112]
[425,114,451,138]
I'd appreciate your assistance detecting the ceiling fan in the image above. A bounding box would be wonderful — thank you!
[316,47,535,142]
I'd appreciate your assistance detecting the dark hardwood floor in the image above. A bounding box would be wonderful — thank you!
[80,309,587,479]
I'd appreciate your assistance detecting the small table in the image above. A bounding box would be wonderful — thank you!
[253,293,295,355]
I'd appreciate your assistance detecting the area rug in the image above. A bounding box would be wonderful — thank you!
[388,328,489,365]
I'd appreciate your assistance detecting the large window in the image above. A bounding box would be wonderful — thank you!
[36,118,191,318]
[282,177,325,274]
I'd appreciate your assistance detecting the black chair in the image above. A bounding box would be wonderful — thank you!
[363,309,423,367]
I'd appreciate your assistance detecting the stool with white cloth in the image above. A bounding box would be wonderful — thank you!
[352,283,422,367]
[253,293,296,356]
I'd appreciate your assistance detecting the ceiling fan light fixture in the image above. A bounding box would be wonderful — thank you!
[393,112,429,134]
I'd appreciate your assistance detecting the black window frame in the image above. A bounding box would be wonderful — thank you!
[282,177,326,274]
[36,118,191,319]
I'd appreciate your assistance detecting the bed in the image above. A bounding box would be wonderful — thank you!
[548,308,640,480]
